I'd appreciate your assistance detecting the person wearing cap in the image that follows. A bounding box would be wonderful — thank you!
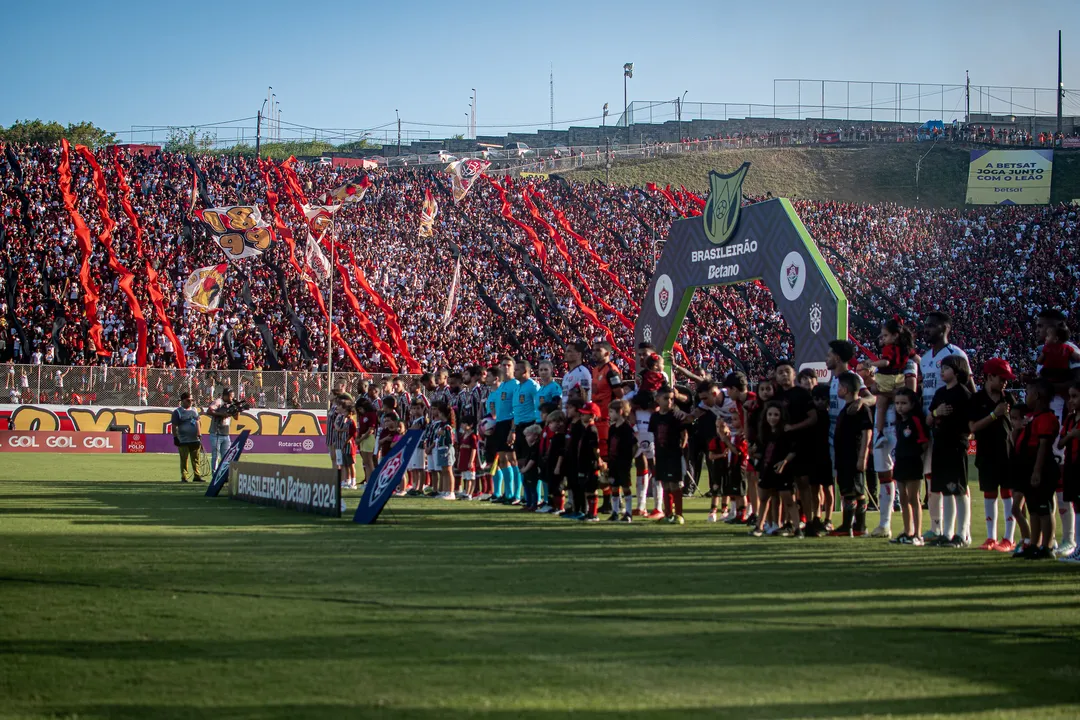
[575,401,603,521]
[171,392,204,483]
[968,358,1016,552]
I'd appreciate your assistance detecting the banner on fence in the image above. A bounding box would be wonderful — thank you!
[965,149,1053,205]
[137,433,325,454]
[353,430,423,525]
[0,404,327,436]
[229,461,340,517]
[0,430,124,453]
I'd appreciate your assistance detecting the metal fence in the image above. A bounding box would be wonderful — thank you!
[3,365,419,410]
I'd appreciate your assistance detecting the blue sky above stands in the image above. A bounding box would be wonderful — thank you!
[4,0,1078,142]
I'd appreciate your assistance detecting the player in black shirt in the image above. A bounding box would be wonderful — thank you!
[829,372,873,537]
[576,402,603,521]
[927,355,975,548]
[892,388,929,545]
[649,387,687,524]
[774,360,819,535]
[807,384,833,536]
[967,358,1017,551]
[606,399,637,522]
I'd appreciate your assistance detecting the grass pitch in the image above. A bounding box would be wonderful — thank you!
[1,453,1079,719]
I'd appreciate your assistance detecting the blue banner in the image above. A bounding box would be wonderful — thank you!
[353,429,423,524]
[205,429,250,497]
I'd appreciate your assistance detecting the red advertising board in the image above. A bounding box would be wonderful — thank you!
[0,431,125,453]
[126,432,147,454]
[817,132,840,144]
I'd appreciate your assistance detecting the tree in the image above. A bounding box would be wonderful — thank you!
[337,138,380,153]
[450,133,465,140]
[0,119,116,148]
[164,127,217,154]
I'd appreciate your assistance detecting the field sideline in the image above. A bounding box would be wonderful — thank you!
[2,453,1079,719]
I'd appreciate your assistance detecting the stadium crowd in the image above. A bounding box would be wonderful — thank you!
[0,142,1077,386]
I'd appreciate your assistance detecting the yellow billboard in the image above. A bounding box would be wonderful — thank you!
[966,149,1053,205]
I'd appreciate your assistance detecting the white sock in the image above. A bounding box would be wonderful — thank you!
[957,493,970,543]
[984,496,999,542]
[879,482,894,529]
[624,494,633,515]
[943,495,956,539]
[1058,492,1076,546]
[654,482,664,512]
[1003,496,1016,542]
[636,474,648,511]
[612,495,622,515]
[1073,507,1080,549]
[930,492,943,535]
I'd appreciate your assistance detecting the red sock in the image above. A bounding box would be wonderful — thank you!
[587,497,599,516]
[673,492,683,516]
[665,491,675,516]
[555,494,565,511]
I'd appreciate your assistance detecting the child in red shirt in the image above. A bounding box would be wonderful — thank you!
[1038,326,1080,383]
[457,420,478,500]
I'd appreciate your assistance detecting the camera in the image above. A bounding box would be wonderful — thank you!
[221,398,253,416]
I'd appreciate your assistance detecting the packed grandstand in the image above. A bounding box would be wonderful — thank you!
[0,139,1077,399]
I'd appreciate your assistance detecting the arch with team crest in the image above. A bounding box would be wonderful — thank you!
[635,163,849,379]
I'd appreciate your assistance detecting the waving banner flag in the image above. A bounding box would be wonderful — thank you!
[305,230,332,281]
[316,174,372,206]
[75,145,149,367]
[447,158,491,202]
[302,204,337,236]
[418,188,438,238]
[442,257,461,328]
[57,140,109,357]
[196,206,274,260]
[111,150,186,368]
[183,264,228,314]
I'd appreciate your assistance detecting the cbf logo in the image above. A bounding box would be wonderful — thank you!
[642,325,653,345]
[780,251,806,301]
[809,303,822,334]
[369,452,404,507]
[703,162,751,246]
[654,274,674,317]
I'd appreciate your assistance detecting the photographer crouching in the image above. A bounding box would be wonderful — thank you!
[207,388,250,472]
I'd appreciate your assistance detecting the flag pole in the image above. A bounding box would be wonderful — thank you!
[327,221,335,400]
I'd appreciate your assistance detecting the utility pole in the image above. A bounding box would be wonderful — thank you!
[605,136,611,185]
[396,109,401,156]
[1058,30,1064,141]
[550,64,554,130]
[965,70,970,124]
[255,110,261,158]
[623,63,633,145]
[471,88,476,139]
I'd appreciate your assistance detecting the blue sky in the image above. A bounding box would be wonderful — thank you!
[4,0,1077,144]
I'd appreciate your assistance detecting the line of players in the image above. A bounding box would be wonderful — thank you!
[337,308,1080,559]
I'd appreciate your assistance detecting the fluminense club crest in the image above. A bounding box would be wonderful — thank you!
[786,262,800,289]
[703,162,750,246]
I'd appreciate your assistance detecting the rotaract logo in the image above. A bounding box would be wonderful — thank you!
[370,452,404,506]
[244,438,255,451]
[654,274,674,317]
[780,251,806,301]
[302,438,314,451]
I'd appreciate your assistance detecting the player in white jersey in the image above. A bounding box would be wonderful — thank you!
[561,341,593,409]
[919,311,971,542]
[1035,308,1080,552]
[631,390,663,518]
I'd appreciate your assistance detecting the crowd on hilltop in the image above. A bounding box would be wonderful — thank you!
[0,141,1078,388]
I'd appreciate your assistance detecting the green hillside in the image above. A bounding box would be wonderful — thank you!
[562,144,1080,208]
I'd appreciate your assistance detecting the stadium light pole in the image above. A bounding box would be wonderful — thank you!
[603,103,609,127]
[623,63,634,145]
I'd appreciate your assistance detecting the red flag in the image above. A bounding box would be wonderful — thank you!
[111,149,185,368]
[57,139,108,357]
[75,145,149,366]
